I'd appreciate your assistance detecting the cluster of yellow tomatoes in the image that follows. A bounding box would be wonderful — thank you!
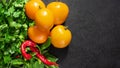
[25,0,72,48]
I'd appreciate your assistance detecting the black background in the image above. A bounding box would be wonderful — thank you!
[44,0,120,68]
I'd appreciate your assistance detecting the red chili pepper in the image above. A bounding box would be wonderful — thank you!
[20,40,36,60]
[30,47,58,66]
[20,40,58,66]
[36,53,58,66]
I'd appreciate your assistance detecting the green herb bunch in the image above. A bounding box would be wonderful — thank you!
[0,0,58,68]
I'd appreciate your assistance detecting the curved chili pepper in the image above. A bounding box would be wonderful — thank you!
[21,40,58,66]
[36,53,58,66]
[30,47,58,66]
[20,40,36,60]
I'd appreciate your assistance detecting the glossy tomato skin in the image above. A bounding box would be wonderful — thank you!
[28,26,49,44]
[50,25,72,48]
[25,0,45,20]
[35,8,54,30]
[47,2,69,25]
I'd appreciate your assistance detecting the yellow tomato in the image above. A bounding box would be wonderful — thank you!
[47,2,69,25]
[25,0,45,20]
[50,25,72,48]
[28,26,49,44]
[35,8,54,30]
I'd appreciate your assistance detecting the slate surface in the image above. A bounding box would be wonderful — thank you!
[45,0,120,68]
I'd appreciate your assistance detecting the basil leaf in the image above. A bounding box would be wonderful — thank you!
[40,38,51,51]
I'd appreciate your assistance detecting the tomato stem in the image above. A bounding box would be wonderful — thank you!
[39,6,42,9]
[64,26,68,30]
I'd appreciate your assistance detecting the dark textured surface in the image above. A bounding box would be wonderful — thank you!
[47,0,120,68]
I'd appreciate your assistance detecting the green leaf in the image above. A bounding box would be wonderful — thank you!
[5,34,11,43]
[0,3,3,9]
[3,55,11,63]
[2,0,7,6]
[0,7,4,15]
[13,11,21,18]
[0,24,8,31]
[45,53,58,62]
[7,17,16,27]
[33,61,45,68]
[8,0,13,7]
[4,51,9,55]
[26,63,32,68]
[11,59,23,65]
[22,23,28,29]
[24,0,29,3]
[49,65,59,68]
[14,2,23,8]
[40,38,51,51]
[8,6,15,14]
[4,11,10,17]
